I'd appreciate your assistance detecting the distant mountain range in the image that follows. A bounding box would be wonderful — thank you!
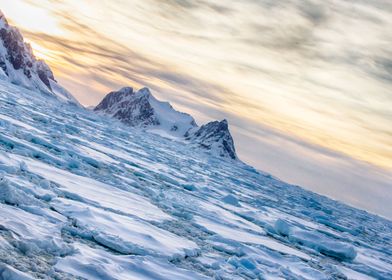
[0,10,237,160]
[94,87,238,159]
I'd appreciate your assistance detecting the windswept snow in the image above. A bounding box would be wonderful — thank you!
[55,243,208,280]
[16,156,171,222]
[53,198,197,257]
[0,264,36,280]
[0,80,391,279]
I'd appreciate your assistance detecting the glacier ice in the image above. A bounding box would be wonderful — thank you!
[0,80,391,279]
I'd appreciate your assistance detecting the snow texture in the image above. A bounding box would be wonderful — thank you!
[0,79,391,279]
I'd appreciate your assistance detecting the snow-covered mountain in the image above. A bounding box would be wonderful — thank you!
[94,86,197,137]
[0,11,79,105]
[185,119,237,160]
[95,87,238,159]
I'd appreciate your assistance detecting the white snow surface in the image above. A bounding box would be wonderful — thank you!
[0,80,391,279]
[145,88,196,137]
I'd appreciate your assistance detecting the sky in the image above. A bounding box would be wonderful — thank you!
[1,0,391,218]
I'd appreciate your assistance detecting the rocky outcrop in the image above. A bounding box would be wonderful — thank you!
[94,87,159,127]
[185,119,237,160]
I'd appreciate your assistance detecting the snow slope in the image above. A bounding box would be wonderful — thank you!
[0,80,391,279]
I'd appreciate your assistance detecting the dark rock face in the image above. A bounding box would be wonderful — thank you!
[186,119,237,160]
[36,60,55,90]
[0,56,7,75]
[0,26,28,71]
[94,87,133,111]
[94,87,159,127]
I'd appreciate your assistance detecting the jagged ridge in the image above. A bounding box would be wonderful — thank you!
[185,119,237,160]
[95,86,238,160]
[94,87,160,127]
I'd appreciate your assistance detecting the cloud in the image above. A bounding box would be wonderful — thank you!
[230,119,392,218]
[3,0,392,218]
[20,18,231,111]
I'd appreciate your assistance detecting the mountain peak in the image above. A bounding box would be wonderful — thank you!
[118,86,133,94]
[186,119,237,160]
[0,11,79,105]
[95,86,238,160]
[94,86,196,136]
[138,87,151,96]
[0,10,8,26]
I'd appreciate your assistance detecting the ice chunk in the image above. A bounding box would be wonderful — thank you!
[53,198,198,257]
[0,177,41,206]
[274,219,291,237]
[14,155,172,221]
[56,243,208,280]
[339,266,377,280]
[195,216,310,260]
[222,194,240,207]
[0,264,35,280]
[0,203,70,256]
[289,229,357,261]
[0,236,12,250]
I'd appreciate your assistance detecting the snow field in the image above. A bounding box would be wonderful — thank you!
[0,81,391,279]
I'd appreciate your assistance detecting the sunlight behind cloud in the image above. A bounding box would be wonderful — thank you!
[24,40,53,61]
[2,0,390,171]
[0,0,391,216]
[1,0,64,36]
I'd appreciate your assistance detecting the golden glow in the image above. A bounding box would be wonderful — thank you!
[2,1,64,36]
[24,40,53,61]
[0,0,391,173]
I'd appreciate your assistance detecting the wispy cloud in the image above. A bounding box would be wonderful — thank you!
[1,0,391,217]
